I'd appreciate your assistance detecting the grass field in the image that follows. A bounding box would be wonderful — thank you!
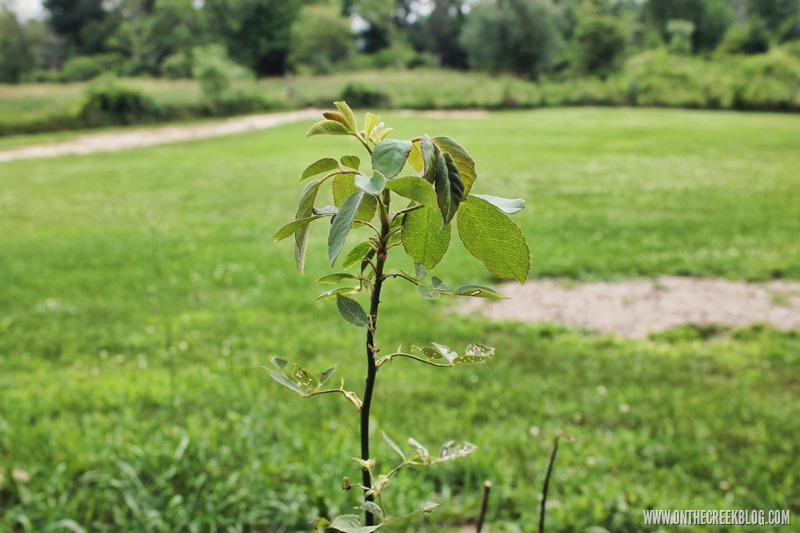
[1,108,799,531]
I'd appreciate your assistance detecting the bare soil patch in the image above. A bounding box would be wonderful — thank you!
[460,277,800,338]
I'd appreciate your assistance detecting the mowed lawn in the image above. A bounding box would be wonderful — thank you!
[0,108,798,531]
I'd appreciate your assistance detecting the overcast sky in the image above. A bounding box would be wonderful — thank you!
[8,0,45,21]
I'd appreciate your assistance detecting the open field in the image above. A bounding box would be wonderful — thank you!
[1,108,799,531]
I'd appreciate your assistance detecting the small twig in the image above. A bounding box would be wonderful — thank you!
[476,480,492,533]
[539,434,572,533]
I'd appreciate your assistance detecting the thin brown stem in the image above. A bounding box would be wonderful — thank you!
[476,480,492,533]
[360,196,391,527]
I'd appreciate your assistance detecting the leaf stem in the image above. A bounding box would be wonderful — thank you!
[376,352,452,368]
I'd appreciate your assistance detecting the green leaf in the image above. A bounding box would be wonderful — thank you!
[336,293,369,328]
[323,111,353,132]
[313,287,359,302]
[341,155,360,171]
[372,139,413,179]
[290,364,320,390]
[301,157,340,181]
[385,177,437,210]
[433,153,452,226]
[471,194,525,214]
[431,342,458,363]
[432,441,477,463]
[452,285,507,299]
[444,152,465,221]
[329,191,364,265]
[401,206,451,270]
[407,141,424,173]
[313,205,338,216]
[420,135,437,183]
[267,370,304,395]
[417,285,440,299]
[414,263,428,280]
[334,101,357,132]
[434,136,476,195]
[430,276,449,291]
[343,242,374,270]
[294,179,321,274]
[356,501,385,519]
[318,365,337,385]
[329,515,382,533]
[452,343,495,365]
[355,173,386,195]
[315,273,360,284]
[307,119,351,137]
[382,431,406,461]
[274,215,326,241]
[333,174,377,224]
[363,112,379,140]
[457,196,530,283]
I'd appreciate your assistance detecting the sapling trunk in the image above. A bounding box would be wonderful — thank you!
[361,200,390,525]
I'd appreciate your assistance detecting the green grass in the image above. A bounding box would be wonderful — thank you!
[1,109,799,531]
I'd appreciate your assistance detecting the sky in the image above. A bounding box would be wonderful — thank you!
[8,0,45,21]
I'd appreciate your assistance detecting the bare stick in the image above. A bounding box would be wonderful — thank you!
[476,480,492,533]
[539,434,571,533]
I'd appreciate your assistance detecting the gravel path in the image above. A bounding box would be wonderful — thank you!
[460,277,800,337]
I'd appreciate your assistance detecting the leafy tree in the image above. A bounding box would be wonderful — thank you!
[203,0,303,75]
[111,0,204,76]
[288,4,355,74]
[644,0,733,53]
[574,8,628,76]
[718,17,771,55]
[461,0,560,79]
[746,0,800,40]
[414,0,469,69]
[0,7,34,82]
[43,0,119,55]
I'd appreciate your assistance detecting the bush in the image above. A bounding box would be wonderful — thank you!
[61,54,124,82]
[160,51,194,79]
[339,82,389,108]
[575,12,628,77]
[718,18,771,55]
[192,45,254,103]
[78,78,160,126]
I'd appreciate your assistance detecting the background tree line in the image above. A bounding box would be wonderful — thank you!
[0,0,799,85]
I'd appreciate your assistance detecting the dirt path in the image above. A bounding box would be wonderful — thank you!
[0,109,490,163]
[0,109,323,163]
[460,277,800,337]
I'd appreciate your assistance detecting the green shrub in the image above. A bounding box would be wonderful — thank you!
[61,53,124,82]
[339,82,389,108]
[192,45,254,103]
[718,18,772,56]
[160,51,194,79]
[78,78,160,126]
